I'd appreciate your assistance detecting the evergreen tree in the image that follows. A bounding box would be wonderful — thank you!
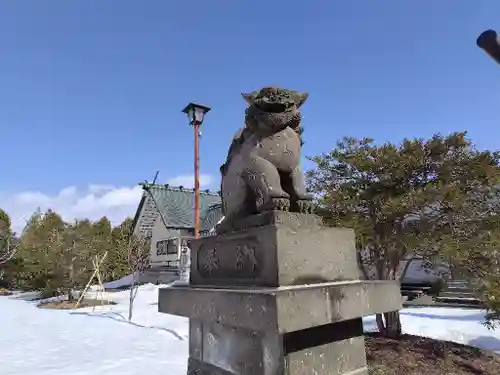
[306,132,500,336]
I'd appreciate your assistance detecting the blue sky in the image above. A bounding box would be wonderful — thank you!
[2,1,500,229]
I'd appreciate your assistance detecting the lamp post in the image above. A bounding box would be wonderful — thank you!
[182,102,211,239]
[477,29,500,65]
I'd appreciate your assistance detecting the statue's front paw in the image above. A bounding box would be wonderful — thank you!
[270,197,290,212]
[296,199,315,214]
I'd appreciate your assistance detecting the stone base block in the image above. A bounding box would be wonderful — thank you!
[186,334,368,375]
[190,211,361,287]
[159,281,400,375]
[186,317,368,375]
[159,280,402,333]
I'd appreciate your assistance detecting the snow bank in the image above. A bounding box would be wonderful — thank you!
[1,283,188,375]
[102,273,137,289]
[2,283,500,375]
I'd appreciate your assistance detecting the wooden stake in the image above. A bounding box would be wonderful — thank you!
[75,251,108,309]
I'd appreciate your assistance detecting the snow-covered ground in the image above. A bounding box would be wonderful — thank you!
[1,284,500,375]
[101,273,137,290]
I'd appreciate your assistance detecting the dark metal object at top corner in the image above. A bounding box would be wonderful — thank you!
[477,29,500,65]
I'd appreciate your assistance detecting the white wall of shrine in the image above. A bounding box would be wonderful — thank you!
[149,220,182,267]
[148,219,197,268]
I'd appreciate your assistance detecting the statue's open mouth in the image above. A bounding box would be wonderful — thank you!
[255,100,294,113]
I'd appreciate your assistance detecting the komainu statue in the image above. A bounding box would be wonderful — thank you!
[219,86,314,224]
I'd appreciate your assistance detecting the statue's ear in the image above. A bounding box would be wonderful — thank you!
[242,91,258,105]
[295,92,309,108]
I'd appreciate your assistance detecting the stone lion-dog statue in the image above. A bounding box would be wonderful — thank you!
[219,86,314,226]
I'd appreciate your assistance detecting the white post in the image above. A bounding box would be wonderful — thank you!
[177,245,191,285]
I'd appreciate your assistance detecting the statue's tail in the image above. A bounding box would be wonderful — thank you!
[219,177,226,216]
[220,163,228,176]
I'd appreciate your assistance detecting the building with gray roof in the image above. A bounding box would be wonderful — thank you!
[131,182,223,283]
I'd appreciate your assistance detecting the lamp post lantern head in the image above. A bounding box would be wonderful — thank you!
[182,102,211,126]
[477,29,500,65]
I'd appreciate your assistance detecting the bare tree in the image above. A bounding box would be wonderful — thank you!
[0,233,18,286]
[0,233,18,265]
[126,233,150,321]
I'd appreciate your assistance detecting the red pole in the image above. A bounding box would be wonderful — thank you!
[194,121,200,239]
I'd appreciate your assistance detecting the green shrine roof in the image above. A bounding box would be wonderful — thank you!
[132,183,223,234]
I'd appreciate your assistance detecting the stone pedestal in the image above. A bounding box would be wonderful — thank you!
[158,211,402,375]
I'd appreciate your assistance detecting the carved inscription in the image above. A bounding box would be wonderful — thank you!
[235,244,257,272]
[203,249,220,273]
[197,237,262,279]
